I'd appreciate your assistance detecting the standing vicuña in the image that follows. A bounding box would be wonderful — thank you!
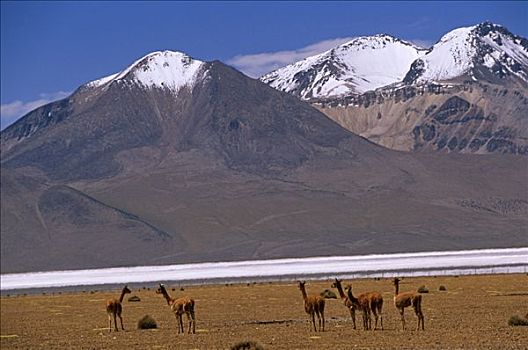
[393,278,424,330]
[156,283,196,334]
[345,284,371,330]
[358,289,383,330]
[333,278,384,330]
[298,281,325,332]
[106,285,131,332]
[331,278,358,329]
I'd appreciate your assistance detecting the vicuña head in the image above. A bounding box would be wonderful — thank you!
[330,278,342,289]
[156,283,166,294]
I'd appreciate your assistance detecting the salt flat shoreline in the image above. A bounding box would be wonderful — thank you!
[2,247,527,293]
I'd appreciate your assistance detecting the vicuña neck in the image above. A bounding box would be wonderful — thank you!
[347,287,358,304]
[119,288,127,303]
[160,287,172,305]
[335,281,346,299]
[300,285,308,300]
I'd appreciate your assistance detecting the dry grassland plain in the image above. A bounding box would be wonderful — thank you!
[1,274,527,349]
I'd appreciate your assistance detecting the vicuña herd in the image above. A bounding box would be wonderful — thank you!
[106,277,425,333]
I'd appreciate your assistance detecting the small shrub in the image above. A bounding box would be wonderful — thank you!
[508,315,528,326]
[128,295,141,302]
[230,340,264,350]
[320,289,338,299]
[137,315,157,329]
[438,285,447,291]
[180,287,185,291]
[417,285,429,293]
[172,288,176,292]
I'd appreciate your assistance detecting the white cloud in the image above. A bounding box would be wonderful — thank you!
[227,37,355,78]
[1,91,70,130]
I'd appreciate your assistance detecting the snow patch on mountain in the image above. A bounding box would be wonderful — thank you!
[261,35,426,99]
[85,51,205,92]
[416,26,477,82]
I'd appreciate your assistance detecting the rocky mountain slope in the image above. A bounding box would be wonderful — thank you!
[262,22,528,155]
[2,50,527,273]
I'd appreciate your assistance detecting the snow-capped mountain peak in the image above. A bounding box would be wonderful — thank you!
[406,22,528,84]
[85,50,205,92]
[409,25,478,83]
[260,34,427,100]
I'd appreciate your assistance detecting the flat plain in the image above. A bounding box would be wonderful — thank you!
[1,274,527,349]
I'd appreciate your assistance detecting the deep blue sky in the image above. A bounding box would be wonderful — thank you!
[1,1,527,129]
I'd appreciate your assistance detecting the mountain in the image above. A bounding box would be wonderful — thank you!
[2,50,527,273]
[1,50,371,181]
[262,22,528,155]
[403,22,528,86]
[261,34,426,100]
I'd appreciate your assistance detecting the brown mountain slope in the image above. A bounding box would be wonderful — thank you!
[316,82,528,154]
[1,168,181,272]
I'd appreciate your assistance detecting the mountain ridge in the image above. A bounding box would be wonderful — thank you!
[261,22,528,101]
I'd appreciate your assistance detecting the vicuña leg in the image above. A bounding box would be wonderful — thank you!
[190,310,196,334]
[174,314,183,334]
[108,314,112,332]
[362,309,371,330]
[319,307,325,332]
[399,308,406,330]
[186,313,194,334]
[414,305,424,330]
[349,307,356,329]
[118,314,123,330]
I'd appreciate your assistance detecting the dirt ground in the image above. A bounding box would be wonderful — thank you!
[1,274,527,349]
